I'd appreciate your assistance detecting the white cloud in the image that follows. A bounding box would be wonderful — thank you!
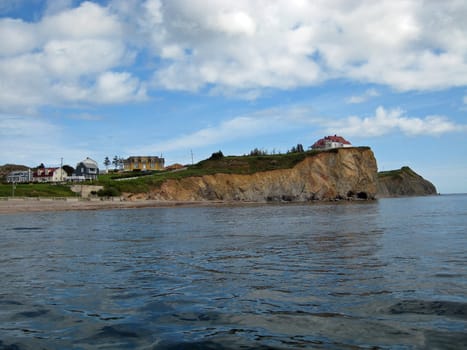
[1,0,467,112]
[0,1,143,113]
[44,0,73,16]
[40,1,122,40]
[93,71,147,103]
[323,106,466,137]
[0,18,37,55]
[129,106,311,154]
[129,0,467,93]
[346,88,380,104]
[131,103,467,160]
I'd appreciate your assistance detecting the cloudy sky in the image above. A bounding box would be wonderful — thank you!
[1,0,466,193]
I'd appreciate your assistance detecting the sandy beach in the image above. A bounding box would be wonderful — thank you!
[0,198,230,214]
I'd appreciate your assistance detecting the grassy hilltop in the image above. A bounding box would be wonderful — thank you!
[97,149,334,196]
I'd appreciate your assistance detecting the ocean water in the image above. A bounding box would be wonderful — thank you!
[0,195,466,349]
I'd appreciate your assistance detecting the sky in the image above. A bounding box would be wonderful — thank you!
[1,0,467,194]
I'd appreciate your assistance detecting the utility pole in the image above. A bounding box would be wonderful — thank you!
[60,157,63,182]
[12,182,15,197]
[190,149,194,165]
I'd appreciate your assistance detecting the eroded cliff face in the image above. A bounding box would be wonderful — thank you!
[137,147,378,202]
[377,166,437,197]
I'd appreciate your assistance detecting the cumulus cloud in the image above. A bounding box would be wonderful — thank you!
[1,0,467,112]
[323,106,466,137]
[122,0,467,93]
[130,106,311,154]
[0,1,144,113]
[346,88,380,104]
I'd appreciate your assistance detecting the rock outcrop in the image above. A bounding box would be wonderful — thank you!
[377,166,437,197]
[137,147,378,202]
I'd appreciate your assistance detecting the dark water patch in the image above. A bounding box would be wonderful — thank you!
[0,341,22,350]
[155,340,281,350]
[424,330,467,350]
[388,300,467,319]
[9,227,43,231]
[0,300,23,306]
[434,273,464,278]
[97,325,139,338]
[16,309,49,318]
[174,312,221,322]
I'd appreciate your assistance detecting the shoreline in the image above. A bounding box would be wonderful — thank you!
[0,197,240,214]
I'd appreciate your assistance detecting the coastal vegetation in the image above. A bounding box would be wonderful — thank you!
[1,147,436,199]
[0,183,74,197]
[93,149,320,196]
[0,148,338,197]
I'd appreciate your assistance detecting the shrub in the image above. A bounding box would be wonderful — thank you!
[209,151,224,160]
[97,186,121,197]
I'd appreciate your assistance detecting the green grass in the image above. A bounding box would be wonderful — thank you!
[378,166,417,178]
[0,183,75,197]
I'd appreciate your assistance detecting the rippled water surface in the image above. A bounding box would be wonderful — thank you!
[1,195,466,349]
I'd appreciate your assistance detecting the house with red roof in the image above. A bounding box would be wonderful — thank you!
[32,167,67,183]
[311,135,352,150]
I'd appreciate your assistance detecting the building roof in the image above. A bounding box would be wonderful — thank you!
[312,135,351,148]
[126,156,164,160]
[79,157,98,168]
[33,167,59,177]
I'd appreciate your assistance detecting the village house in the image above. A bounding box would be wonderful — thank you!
[74,157,99,180]
[33,167,67,183]
[124,156,165,171]
[6,170,32,183]
[311,135,352,150]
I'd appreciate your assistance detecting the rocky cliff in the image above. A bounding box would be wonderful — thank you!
[377,166,437,197]
[136,147,378,202]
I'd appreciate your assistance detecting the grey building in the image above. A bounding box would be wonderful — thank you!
[7,170,32,183]
[75,157,99,180]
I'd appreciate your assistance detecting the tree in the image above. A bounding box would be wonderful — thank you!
[112,156,119,170]
[118,157,125,170]
[288,144,305,154]
[209,150,224,160]
[62,165,74,176]
[249,148,268,156]
[104,157,111,172]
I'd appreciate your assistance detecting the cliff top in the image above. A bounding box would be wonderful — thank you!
[378,166,419,178]
[377,166,437,197]
[193,147,371,175]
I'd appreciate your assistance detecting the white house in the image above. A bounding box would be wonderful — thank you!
[32,167,67,183]
[311,135,352,150]
[7,170,32,183]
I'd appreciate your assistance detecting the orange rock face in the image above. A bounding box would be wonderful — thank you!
[132,147,378,202]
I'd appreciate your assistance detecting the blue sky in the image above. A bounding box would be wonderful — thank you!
[1,0,467,193]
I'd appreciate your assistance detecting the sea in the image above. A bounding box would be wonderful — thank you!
[0,195,466,350]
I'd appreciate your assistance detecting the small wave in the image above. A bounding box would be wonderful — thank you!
[17,309,49,318]
[10,227,43,231]
[388,300,467,319]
